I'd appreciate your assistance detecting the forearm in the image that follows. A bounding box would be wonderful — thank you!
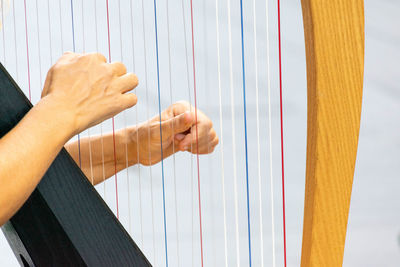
[65,127,139,185]
[0,96,74,225]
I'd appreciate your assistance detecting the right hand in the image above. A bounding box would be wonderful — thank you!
[41,52,138,135]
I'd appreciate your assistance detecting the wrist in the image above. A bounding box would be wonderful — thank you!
[116,126,139,167]
[35,95,77,143]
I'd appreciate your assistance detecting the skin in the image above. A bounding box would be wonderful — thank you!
[65,101,218,185]
[0,52,218,226]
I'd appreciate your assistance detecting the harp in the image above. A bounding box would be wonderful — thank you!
[0,0,364,266]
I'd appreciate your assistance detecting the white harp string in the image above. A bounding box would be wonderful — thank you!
[79,0,94,187]
[115,0,132,235]
[266,0,276,265]
[46,0,52,64]
[129,0,144,246]
[165,0,181,265]
[34,0,42,89]
[58,0,63,52]
[92,0,107,200]
[179,0,195,265]
[140,0,157,263]
[4,1,285,266]
[252,0,265,265]
[227,0,241,265]
[214,0,228,266]
[11,0,18,81]
[1,0,5,65]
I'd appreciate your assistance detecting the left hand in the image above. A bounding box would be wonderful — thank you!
[131,101,218,166]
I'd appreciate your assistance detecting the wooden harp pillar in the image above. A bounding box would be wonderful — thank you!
[301,0,364,266]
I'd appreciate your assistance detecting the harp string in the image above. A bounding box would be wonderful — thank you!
[128,0,144,246]
[266,0,276,266]
[58,0,63,52]
[69,0,82,169]
[23,0,31,101]
[189,1,204,266]
[277,0,287,266]
[1,0,5,65]
[46,0,52,64]
[202,3,217,266]
[214,0,228,266]
[34,0,41,89]
[11,0,17,81]
[6,1,288,265]
[92,0,107,201]
[177,0,195,264]
[225,0,241,265]
[80,0,95,188]
[238,0,253,265]
[152,0,169,266]
[164,0,181,265]
[114,0,133,236]
[252,0,265,265]
[139,0,157,262]
[105,0,120,219]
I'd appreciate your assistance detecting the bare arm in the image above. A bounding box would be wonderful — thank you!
[0,52,138,226]
[65,101,219,185]
[0,96,74,225]
[65,128,138,185]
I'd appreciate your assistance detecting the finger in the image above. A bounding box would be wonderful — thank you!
[189,135,218,155]
[179,124,203,148]
[160,111,194,138]
[179,127,216,151]
[93,52,107,63]
[61,51,76,58]
[110,73,139,93]
[179,133,193,151]
[108,61,127,77]
[120,93,138,109]
[209,136,219,151]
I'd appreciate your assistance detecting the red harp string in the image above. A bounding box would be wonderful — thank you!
[7,0,292,266]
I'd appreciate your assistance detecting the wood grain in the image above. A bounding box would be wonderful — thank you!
[300,0,364,266]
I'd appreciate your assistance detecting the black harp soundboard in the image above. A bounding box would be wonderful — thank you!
[0,64,151,267]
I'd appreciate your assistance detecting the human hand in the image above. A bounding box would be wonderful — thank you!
[132,101,218,166]
[41,52,138,136]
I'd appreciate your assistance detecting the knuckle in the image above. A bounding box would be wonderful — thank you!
[210,130,216,139]
[51,63,63,73]
[76,53,88,61]
[49,64,57,73]
[213,137,219,146]
[95,53,107,62]
[114,61,127,74]
[62,51,74,57]
[104,66,114,78]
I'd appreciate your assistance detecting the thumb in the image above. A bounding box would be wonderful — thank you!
[160,111,194,138]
